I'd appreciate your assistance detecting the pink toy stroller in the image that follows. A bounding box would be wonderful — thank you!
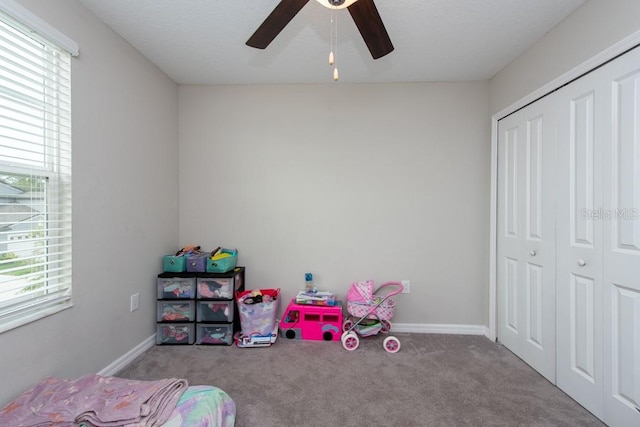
[341,280,403,353]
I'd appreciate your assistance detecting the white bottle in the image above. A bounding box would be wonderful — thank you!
[304,273,313,292]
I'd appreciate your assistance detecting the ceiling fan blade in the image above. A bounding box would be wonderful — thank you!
[347,0,394,59]
[246,0,310,49]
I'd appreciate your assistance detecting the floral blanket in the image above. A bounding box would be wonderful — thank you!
[162,386,235,427]
[0,375,188,427]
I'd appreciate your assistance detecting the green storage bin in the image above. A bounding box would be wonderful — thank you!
[163,255,186,273]
[206,249,238,273]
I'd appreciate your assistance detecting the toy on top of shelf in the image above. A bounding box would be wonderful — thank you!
[175,245,203,256]
[295,290,337,306]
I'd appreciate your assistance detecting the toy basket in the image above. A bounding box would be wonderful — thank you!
[206,248,238,273]
[186,255,207,272]
[346,280,396,320]
[236,288,280,336]
[163,255,186,273]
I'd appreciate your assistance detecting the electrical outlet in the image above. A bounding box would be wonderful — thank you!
[130,293,140,312]
[401,280,411,294]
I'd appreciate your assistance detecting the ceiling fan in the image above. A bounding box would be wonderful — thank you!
[246,0,394,60]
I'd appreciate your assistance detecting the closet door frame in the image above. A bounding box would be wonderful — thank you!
[489,29,640,342]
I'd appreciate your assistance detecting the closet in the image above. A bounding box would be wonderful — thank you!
[497,46,640,427]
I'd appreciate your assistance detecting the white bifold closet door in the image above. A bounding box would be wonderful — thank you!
[554,55,606,418]
[498,46,640,426]
[497,95,557,383]
[601,49,640,427]
[555,47,640,425]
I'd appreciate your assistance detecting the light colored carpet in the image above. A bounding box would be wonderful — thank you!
[116,333,605,427]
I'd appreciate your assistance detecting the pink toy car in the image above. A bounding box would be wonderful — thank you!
[279,299,343,341]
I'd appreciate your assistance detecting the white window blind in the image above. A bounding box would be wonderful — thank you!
[0,8,73,332]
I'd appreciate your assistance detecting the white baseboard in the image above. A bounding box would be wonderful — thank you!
[99,334,156,376]
[392,323,490,338]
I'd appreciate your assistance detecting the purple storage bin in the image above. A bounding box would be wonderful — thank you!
[186,255,207,272]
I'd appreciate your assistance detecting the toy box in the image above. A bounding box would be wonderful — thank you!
[279,299,343,341]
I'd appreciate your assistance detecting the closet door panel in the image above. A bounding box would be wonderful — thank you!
[569,274,596,380]
[602,48,640,426]
[612,68,640,252]
[526,263,543,347]
[498,116,523,352]
[527,115,544,241]
[498,98,556,383]
[608,286,640,413]
[570,92,596,247]
[556,75,604,417]
[505,257,519,333]
[524,112,553,356]
[505,126,520,240]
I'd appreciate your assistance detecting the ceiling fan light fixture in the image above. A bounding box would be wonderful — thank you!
[247,0,393,61]
[314,0,359,10]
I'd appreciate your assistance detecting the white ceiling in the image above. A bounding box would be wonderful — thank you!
[77,0,586,85]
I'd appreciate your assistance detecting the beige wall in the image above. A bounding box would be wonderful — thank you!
[178,82,491,326]
[0,0,179,405]
[490,0,640,114]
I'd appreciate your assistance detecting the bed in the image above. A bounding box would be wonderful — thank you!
[0,375,235,427]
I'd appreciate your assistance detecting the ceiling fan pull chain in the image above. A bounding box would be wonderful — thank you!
[333,6,339,81]
[329,9,334,65]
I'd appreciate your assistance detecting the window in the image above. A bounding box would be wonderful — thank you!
[0,7,74,332]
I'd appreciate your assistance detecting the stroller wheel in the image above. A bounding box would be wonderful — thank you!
[380,319,392,333]
[342,318,354,332]
[341,331,359,351]
[383,336,401,353]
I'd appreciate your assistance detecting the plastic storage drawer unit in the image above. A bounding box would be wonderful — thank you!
[196,300,234,323]
[157,274,196,299]
[156,323,195,345]
[196,276,235,299]
[196,323,234,345]
[157,300,196,322]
